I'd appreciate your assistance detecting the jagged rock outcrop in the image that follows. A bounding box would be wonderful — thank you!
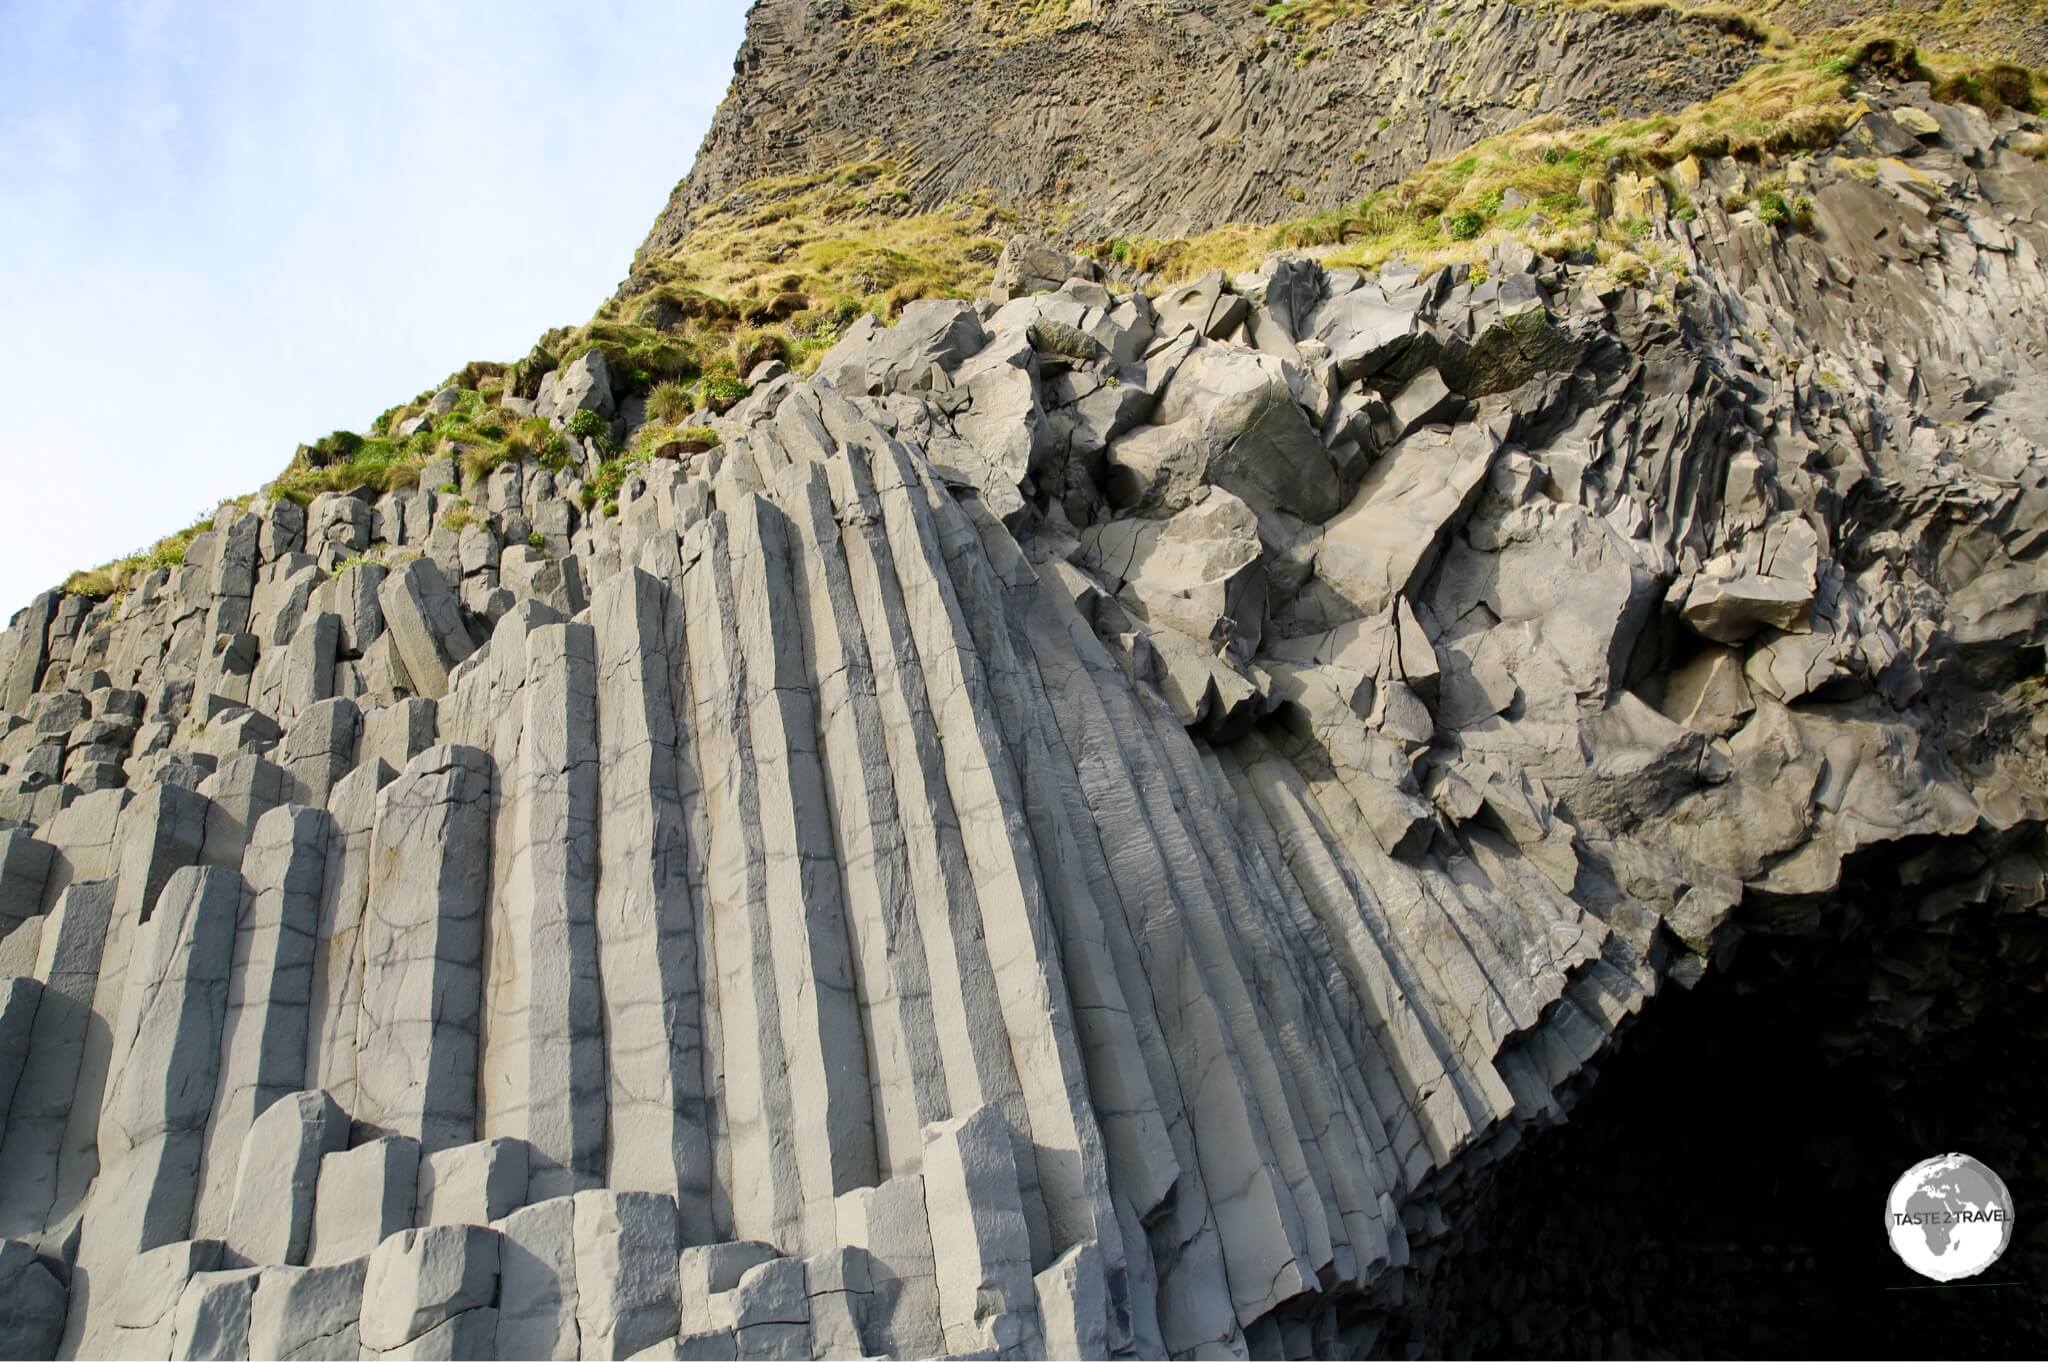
[2,53,2047,1362]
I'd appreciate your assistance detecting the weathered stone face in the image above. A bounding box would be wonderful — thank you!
[1,70,2046,1362]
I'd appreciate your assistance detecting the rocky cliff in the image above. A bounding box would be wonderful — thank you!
[2,2,2048,1359]
[636,0,1761,256]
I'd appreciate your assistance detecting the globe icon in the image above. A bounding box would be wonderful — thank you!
[1885,1153,2015,1281]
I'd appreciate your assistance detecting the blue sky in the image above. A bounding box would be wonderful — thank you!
[0,0,748,620]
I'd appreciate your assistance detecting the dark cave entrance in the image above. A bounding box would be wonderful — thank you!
[1390,867,2048,1359]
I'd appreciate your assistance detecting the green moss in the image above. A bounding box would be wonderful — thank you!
[634,423,722,460]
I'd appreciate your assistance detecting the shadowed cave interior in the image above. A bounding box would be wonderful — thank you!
[1386,843,2048,1358]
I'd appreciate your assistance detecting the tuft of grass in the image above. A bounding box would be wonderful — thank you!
[645,380,695,424]
[61,507,233,599]
[846,0,1093,49]
[1261,0,1375,36]
[634,423,722,460]
[618,159,1006,374]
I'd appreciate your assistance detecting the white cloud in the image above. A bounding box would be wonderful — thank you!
[0,0,747,619]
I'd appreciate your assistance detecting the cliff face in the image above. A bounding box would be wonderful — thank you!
[3,2,2048,1360]
[636,0,1760,262]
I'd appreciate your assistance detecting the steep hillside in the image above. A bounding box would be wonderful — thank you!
[2,2,2048,1359]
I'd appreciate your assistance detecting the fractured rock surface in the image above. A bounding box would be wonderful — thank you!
[0,84,2046,1362]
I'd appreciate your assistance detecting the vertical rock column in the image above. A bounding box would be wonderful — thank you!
[0,830,54,939]
[589,569,712,1237]
[726,494,877,1252]
[871,438,1116,1263]
[357,744,491,1151]
[68,864,243,1356]
[191,803,329,1241]
[822,445,1034,1190]
[0,878,111,1237]
[304,757,396,1110]
[0,876,109,1237]
[682,511,801,1249]
[483,620,607,1199]
[775,461,950,1177]
[44,785,211,1252]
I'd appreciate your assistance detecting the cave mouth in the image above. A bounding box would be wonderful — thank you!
[1387,887,2048,1359]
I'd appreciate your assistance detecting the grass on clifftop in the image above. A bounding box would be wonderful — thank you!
[613,159,1011,371]
[1266,0,2048,66]
[1104,28,2044,283]
[846,0,1099,48]
[60,511,227,601]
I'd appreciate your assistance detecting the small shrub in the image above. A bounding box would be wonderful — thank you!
[567,408,609,441]
[579,451,649,512]
[1605,250,1651,286]
[1444,210,1485,240]
[305,430,363,466]
[528,530,546,551]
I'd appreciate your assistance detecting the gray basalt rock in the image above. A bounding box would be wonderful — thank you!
[248,1255,369,1360]
[0,1238,66,1360]
[988,237,1099,303]
[223,1088,348,1267]
[1078,488,1266,656]
[1150,341,1342,523]
[359,1222,500,1353]
[310,1134,419,1266]
[817,300,988,396]
[573,1189,680,1359]
[358,745,490,1152]
[4,69,2048,1362]
[1315,419,1500,619]
[536,350,615,424]
[376,559,475,700]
